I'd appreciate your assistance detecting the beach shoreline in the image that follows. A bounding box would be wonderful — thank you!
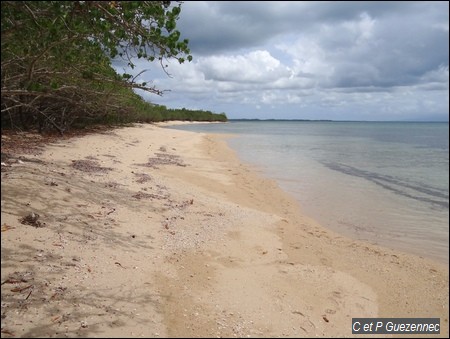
[1,123,448,337]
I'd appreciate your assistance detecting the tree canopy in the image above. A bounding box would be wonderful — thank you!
[1,1,222,134]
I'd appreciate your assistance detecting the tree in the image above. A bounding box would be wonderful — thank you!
[1,1,192,134]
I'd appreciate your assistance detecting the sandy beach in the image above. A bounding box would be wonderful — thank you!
[1,123,448,337]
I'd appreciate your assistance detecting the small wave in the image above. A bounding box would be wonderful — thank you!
[322,162,449,209]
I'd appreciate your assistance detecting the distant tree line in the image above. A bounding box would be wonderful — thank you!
[1,1,226,135]
[147,105,228,123]
[89,98,228,126]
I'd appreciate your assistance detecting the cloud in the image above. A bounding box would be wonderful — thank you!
[199,50,291,83]
[177,2,445,55]
[125,1,449,121]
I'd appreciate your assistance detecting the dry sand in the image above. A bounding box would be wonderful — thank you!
[1,123,448,338]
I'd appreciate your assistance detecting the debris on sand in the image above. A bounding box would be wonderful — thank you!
[20,212,43,227]
[138,153,186,169]
[71,159,112,173]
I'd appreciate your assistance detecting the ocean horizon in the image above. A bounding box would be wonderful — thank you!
[169,121,449,264]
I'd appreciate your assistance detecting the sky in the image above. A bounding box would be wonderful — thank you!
[117,1,449,121]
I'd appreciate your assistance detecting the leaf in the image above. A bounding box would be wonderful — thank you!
[1,224,15,232]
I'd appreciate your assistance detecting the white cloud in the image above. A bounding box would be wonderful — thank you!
[276,37,333,83]
[200,50,291,83]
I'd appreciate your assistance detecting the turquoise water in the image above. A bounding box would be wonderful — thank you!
[169,121,449,263]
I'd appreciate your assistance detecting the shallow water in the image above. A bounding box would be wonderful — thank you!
[169,121,449,263]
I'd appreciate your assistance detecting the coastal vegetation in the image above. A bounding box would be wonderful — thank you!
[1,1,226,135]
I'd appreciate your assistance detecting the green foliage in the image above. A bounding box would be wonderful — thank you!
[1,1,209,134]
[86,92,228,126]
[157,107,228,122]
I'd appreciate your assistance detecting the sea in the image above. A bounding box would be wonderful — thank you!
[168,121,449,264]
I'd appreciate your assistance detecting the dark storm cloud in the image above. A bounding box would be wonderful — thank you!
[178,1,446,55]
[180,2,447,89]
